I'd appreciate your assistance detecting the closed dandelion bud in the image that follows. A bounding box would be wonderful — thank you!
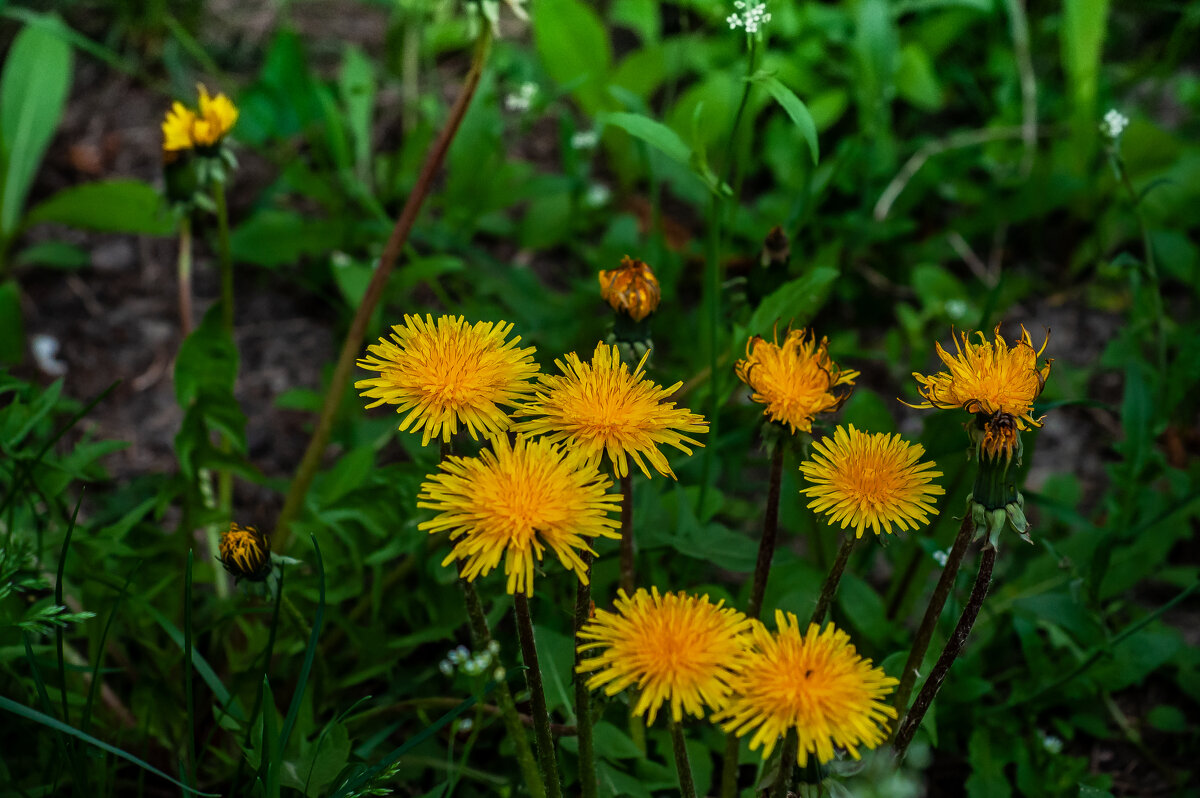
[218,523,272,582]
[599,256,660,323]
[967,412,1033,548]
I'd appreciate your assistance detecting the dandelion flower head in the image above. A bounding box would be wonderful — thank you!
[356,314,540,446]
[598,256,661,322]
[218,523,271,581]
[735,328,859,435]
[514,342,708,479]
[417,436,621,595]
[908,325,1052,430]
[713,612,898,767]
[799,424,944,538]
[577,588,753,724]
[162,84,239,153]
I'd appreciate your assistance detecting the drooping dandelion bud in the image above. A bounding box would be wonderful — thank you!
[598,256,661,323]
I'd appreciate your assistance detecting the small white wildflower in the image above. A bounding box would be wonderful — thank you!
[727,1,771,34]
[439,660,454,677]
[932,549,950,567]
[1039,730,1063,754]
[462,660,481,676]
[487,640,501,656]
[571,130,599,150]
[31,334,68,377]
[584,183,611,208]
[944,298,969,321]
[493,666,506,681]
[1100,109,1129,140]
[455,717,474,733]
[504,82,538,112]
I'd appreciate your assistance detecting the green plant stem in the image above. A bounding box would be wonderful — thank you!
[699,195,723,509]
[619,472,634,595]
[720,443,784,798]
[893,543,997,760]
[459,576,545,798]
[183,551,197,786]
[273,28,493,552]
[1113,153,1167,375]
[809,533,856,627]
[573,553,597,798]
[669,719,698,798]
[768,730,798,798]
[212,181,236,599]
[177,218,194,336]
[890,514,973,727]
[746,445,785,620]
[724,36,759,207]
[514,592,563,798]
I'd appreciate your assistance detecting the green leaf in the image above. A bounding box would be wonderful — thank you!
[532,623,575,719]
[175,305,239,407]
[12,240,88,269]
[749,72,819,164]
[965,727,1013,798]
[1146,704,1188,733]
[599,112,691,165]
[26,180,175,235]
[746,266,839,336]
[895,43,944,111]
[230,209,344,269]
[0,280,24,365]
[0,23,72,235]
[532,0,613,113]
[339,45,376,180]
[1061,0,1111,169]
[591,722,645,760]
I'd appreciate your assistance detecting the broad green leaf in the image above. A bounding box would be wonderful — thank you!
[532,0,613,113]
[230,209,344,268]
[26,180,175,235]
[896,43,943,111]
[13,240,88,269]
[0,24,72,235]
[599,112,691,166]
[175,306,238,406]
[532,623,575,719]
[749,72,819,164]
[746,266,839,336]
[1061,0,1111,170]
[965,727,1013,798]
[339,45,375,180]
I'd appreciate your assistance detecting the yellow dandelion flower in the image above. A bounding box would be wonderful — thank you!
[162,102,198,153]
[598,256,661,322]
[713,612,898,768]
[735,328,859,435]
[513,342,707,479]
[356,314,540,446]
[577,587,753,724]
[799,424,945,538]
[218,523,271,581]
[980,410,1020,462]
[194,84,239,146]
[908,325,1052,429]
[417,436,621,595]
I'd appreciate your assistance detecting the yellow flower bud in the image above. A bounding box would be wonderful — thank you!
[598,257,661,322]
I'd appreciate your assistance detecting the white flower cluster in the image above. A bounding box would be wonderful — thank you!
[727,1,771,33]
[932,549,950,567]
[1100,108,1129,140]
[1039,729,1064,754]
[571,130,599,150]
[439,640,503,678]
[504,82,539,112]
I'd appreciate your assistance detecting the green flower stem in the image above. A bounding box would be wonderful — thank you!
[272,27,493,552]
[514,592,564,798]
[809,533,857,627]
[890,514,973,728]
[460,575,545,798]
[768,730,798,798]
[212,180,236,598]
[893,543,997,760]
[746,445,785,620]
[669,718,698,798]
[720,443,784,798]
[573,553,597,798]
[619,472,634,596]
[176,218,194,336]
[699,195,723,510]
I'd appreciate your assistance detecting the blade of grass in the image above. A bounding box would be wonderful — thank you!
[263,676,280,798]
[138,600,242,722]
[81,560,141,736]
[0,695,219,796]
[231,566,286,795]
[277,535,325,759]
[183,550,197,787]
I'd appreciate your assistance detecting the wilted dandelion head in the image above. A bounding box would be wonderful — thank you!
[417,436,621,595]
[799,424,944,538]
[356,314,540,447]
[577,588,753,724]
[598,256,661,322]
[713,612,898,767]
[908,325,1052,430]
[735,328,859,435]
[513,342,707,479]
